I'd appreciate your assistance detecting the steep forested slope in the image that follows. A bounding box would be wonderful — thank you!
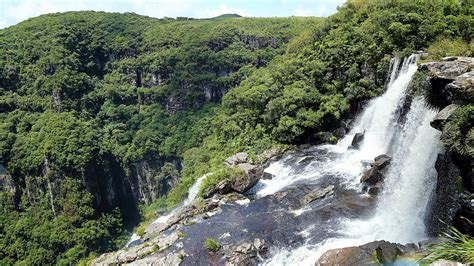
[0,12,317,264]
[0,0,472,264]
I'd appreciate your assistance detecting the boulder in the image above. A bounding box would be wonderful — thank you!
[373,154,391,168]
[349,132,364,149]
[430,104,459,131]
[262,171,274,180]
[446,71,474,103]
[228,239,267,265]
[419,57,474,81]
[232,163,263,193]
[333,127,346,139]
[316,240,411,266]
[360,167,383,185]
[225,152,249,166]
[301,185,335,204]
[361,155,391,185]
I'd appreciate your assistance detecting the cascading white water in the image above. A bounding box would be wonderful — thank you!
[260,55,441,265]
[153,173,210,224]
[125,173,209,247]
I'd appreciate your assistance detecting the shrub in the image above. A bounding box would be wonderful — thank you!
[204,238,221,252]
[424,227,474,264]
[426,38,472,60]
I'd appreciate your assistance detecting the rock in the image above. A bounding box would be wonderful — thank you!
[349,132,364,149]
[360,167,383,185]
[256,147,286,164]
[262,171,274,180]
[373,154,391,168]
[367,182,383,196]
[426,153,461,236]
[419,57,474,80]
[316,240,407,266]
[333,127,346,139]
[430,104,459,130]
[446,71,474,103]
[301,185,334,204]
[225,152,249,166]
[233,163,263,193]
[453,195,474,236]
[419,57,474,105]
[228,239,267,266]
[361,155,391,185]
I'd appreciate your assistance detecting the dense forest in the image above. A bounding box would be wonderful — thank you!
[0,0,472,264]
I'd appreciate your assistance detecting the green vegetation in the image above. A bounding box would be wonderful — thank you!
[425,227,474,264]
[426,38,473,60]
[0,12,315,264]
[204,237,221,252]
[442,105,474,157]
[0,0,472,264]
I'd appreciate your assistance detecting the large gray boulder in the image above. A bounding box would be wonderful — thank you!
[233,163,263,193]
[316,240,417,266]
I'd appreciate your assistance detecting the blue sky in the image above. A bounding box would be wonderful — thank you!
[0,0,346,29]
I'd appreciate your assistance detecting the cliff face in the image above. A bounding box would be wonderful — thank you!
[419,56,473,237]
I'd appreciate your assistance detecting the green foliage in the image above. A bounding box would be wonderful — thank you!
[425,227,474,264]
[204,238,221,252]
[427,38,473,60]
[199,166,246,197]
[442,105,474,157]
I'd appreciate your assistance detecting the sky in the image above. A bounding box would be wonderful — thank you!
[0,0,346,29]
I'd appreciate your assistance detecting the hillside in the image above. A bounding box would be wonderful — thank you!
[0,1,473,265]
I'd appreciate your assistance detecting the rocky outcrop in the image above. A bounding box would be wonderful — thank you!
[430,104,459,130]
[301,185,334,204]
[233,163,263,193]
[426,153,462,236]
[419,56,474,106]
[422,56,473,237]
[316,240,418,266]
[349,132,364,149]
[360,155,391,186]
[228,238,268,265]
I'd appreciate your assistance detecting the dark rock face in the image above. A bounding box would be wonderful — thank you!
[316,240,416,266]
[426,153,461,236]
[349,132,364,149]
[419,56,474,106]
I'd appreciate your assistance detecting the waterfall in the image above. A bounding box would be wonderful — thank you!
[125,173,209,248]
[260,54,441,265]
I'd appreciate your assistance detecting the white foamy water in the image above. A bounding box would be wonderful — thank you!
[126,173,210,247]
[260,55,441,265]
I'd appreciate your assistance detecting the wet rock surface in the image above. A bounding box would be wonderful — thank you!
[430,104,459,130]
[349,132,364,149]
[316,240,424,266]
[360,154,391,188]
[96,147,377,265]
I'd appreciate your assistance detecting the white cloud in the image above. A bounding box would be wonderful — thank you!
[202,3,251,18]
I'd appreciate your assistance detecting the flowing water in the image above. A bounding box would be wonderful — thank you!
[125,173,209,247]
[256,55,441,264]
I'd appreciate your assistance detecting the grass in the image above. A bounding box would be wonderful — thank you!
[424,227,474,264]
[204,238,221,252]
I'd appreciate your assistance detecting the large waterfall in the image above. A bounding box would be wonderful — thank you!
[258,55,441,265]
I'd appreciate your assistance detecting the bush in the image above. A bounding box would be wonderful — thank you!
[426,38,472,60]
[204,238,221,252]
[425,227,474,264]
